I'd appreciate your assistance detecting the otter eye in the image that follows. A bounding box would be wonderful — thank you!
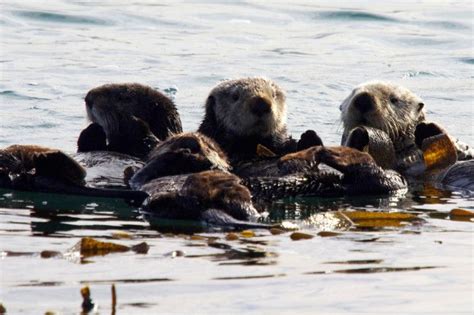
[231,91,240,102]
[390,96,399,104]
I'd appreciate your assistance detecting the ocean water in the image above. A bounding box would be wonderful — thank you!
[0,1,473,314]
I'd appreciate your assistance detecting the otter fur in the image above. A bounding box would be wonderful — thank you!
[129,132,230,190]
[340,81,473,163]
[0,145,147,203]
[81,83,183,158]
[198,77,298,162]
[142,170,260,223]
[85,83,182,140]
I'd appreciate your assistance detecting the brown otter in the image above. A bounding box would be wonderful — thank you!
[237,145,407,200]
[85,83,182,140]
[77,119,159,159]
[0,145,147,204]
[141,170,261,224]
[81,83,183,158]
[340,81,473,163]
[129,132,230,190]
[198,77,310,163]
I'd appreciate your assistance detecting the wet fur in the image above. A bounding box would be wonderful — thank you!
[143,170,259,221]
[198,77,297,162]
[85,83,182,141]
[129,132,230,189]
[0,145,86,185]
[340,81,425,150]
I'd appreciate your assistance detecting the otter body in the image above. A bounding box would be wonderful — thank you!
[239,146,407,200]
[198,78,298,163]
[344,121,474,192]
[0,145,147,204]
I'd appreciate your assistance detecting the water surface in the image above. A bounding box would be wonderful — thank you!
[0,1,473,314]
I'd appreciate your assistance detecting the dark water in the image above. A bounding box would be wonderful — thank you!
[0,1,473,314]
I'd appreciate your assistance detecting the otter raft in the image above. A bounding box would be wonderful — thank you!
[0,1,473,314]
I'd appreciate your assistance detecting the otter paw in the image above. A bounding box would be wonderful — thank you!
[297,130,323,151]
[317,147,374,173]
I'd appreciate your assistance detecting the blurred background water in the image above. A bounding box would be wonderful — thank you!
[0,1,473,314]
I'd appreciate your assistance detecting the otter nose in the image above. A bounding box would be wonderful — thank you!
[353,92,374,114]
[250,97,272,117]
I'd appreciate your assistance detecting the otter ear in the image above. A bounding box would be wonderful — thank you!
[206,95,216,109]
[417,102,424,112]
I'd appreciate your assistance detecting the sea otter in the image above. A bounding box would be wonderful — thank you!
[138,144,406,228]
[340,81,473,163]
[128,132,230,190]
[198,77,321,163]
[239,145,407,200]
[80,83,183,158]
[140,170,262,225]
[0,145,147,204]
[85,83,182,140]
[344,122,473,192]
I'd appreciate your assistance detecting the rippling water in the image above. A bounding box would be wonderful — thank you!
[0,1,473,314]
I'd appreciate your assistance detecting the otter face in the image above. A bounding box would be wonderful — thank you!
[205,77,287,137]
[340,81,425,143]
[84,85,135,138]
[84,83,182,141]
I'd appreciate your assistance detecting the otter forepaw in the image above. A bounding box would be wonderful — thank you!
[297,130,323,151]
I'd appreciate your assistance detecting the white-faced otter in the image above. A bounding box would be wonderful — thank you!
[340,81,425,152]
[129,132,230,190]
[0,145,147,204]
[340,81,473,162]
[198,77,303,163]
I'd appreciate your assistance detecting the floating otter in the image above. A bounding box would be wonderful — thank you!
[198,77,312,163]
[239,145,407,200]
[0,145,147,204]
[340,81,473,163]
[81,83,183,158]
[140,170,262,225]
[344,122,473,192]
[129,132,230,190]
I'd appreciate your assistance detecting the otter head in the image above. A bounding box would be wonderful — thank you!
[84,84,135,139]
[199,77,287,138]
[128,133,230,190]
[85,83,182,141]
[340,81,425,145]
